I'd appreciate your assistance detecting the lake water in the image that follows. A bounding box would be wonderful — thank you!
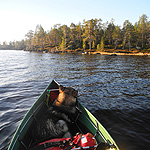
[0,50,150,150]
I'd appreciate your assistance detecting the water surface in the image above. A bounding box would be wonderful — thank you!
[0,50,150,150]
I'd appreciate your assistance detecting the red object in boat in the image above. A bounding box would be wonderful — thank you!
[37,133,97,150]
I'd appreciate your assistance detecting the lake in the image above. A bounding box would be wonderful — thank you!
[0,50,150,150]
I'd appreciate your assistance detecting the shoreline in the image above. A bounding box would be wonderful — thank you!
[23,49,150,56]
[92,51,150,56]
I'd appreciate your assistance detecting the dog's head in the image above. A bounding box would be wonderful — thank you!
[53,85,78,108]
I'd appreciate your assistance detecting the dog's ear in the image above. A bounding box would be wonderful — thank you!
[59,85,65,93]
[72,90,78,97]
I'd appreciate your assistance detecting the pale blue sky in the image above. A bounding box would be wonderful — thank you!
[0,0,149,42]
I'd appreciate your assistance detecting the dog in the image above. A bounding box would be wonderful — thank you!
[32,85,78,142]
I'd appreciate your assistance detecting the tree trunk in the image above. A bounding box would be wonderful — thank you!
[89,36,92,50]
[89,40,91,50]
[142,32,144,49]
[115,40,118,49]
[129,40,131,51]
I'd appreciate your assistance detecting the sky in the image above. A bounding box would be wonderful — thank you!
[0,0,150,43]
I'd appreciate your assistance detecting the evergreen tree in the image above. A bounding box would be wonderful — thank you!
[122,20,128,49]
[106,19,115,46]
[38,25,45,50]
[61,25,69,50]
[49,28,59,46]
[69,23,77,49]
[122,20,134,50]
[82,19,96,50]
[112,26,121,49]
[25,30,34,50]
[126,21,134,50]
[147,22,150,47]
[76,22,82,48]
[137,14,148,48]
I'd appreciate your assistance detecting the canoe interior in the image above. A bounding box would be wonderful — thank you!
[8,80,119,150]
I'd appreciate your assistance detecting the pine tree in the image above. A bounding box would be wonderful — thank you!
[122,20,134,50]
[76,22,82,48]
[106,19,115,46]
[112,26,121,49]
[137,14,148,48]
[25,30,34,50]
[82,19,96,50]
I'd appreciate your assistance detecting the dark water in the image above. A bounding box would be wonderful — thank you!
[0,50,150,150]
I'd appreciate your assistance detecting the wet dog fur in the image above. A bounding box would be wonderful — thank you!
[33,85,78,142]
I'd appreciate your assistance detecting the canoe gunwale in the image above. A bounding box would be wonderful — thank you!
[8,101,46,150]
[76,102,119,150]
[8,80,53,150]
[76,103,107,143]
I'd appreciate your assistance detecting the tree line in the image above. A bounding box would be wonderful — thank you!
[1,14,150,52]
[0,40,26,50]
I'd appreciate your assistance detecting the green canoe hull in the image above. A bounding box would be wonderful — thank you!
[8,80,119,150]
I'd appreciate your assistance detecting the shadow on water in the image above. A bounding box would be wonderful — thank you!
[92,109,150,150]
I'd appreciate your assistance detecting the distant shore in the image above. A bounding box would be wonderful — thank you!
[24,48,150,56]
[92,51,150,56]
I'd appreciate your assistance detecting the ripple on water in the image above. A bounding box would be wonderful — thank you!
[0,51,150,149]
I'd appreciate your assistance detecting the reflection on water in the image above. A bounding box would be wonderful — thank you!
[0,50,150,150]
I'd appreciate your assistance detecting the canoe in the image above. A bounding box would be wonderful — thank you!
[8,80,119,150]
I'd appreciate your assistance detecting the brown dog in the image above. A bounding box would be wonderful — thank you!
[33,85,78,142]
[53,85,78,113]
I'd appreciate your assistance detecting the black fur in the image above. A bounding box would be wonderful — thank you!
[32,85,78,142]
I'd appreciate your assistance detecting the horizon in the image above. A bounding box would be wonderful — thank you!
[0,0,150,43]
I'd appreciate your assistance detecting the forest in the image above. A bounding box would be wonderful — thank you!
[0,14,150,53]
